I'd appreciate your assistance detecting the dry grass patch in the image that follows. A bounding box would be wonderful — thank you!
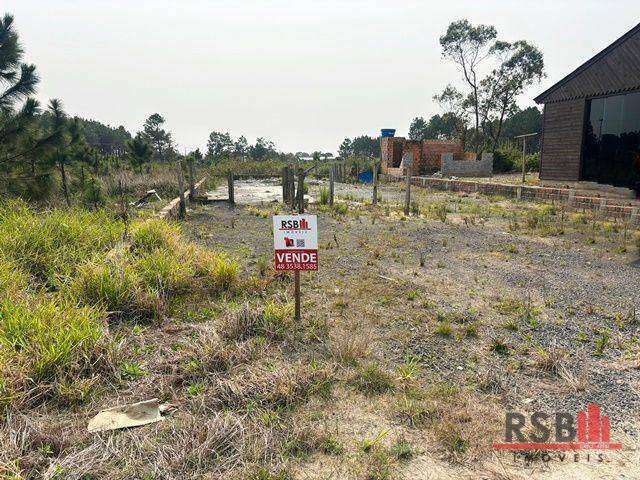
[532,343,569,374]
[394,381,500,461]
[330,333,372,367]
[221,302,294,341]
[211,362,332,410]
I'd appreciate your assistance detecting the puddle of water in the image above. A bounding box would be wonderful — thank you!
[206,178,284,204]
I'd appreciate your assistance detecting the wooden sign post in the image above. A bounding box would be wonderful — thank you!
[403,153,413,216]
[273,215,318,321]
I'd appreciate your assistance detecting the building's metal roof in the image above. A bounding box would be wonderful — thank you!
[534,23,640,104]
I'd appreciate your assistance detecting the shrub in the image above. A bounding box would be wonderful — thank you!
[514,152,540,173]
[82,176,106,209]
[493,147,519,173]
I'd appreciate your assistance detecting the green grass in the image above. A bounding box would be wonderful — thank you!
[332,203,348,215]
[260,301,294,338]
[135,248,195,294]
[490,339,510,356]
[130,218,181,253]
[319,187,330,205]
[120,361,145,381]
[0,200,123,290]
[319,435,344,455]
[69,252,159,321]
[424,201,448,222]
[390,439,414,461]
[352,363,395,395]
[0,296,105,408]
[0,201,240,410]
[0,257,29,300]
[435,321,453,337]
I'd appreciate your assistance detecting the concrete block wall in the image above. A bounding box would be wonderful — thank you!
[441,152,493,177]
[380,174,640,225]
[423,140,464,171]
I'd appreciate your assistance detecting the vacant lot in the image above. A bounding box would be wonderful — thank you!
[184,182,640,478]
[2,184,639,479]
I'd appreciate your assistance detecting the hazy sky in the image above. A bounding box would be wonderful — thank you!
[5,1,640,154]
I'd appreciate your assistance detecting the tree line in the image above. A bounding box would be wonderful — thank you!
[0,12,306,204]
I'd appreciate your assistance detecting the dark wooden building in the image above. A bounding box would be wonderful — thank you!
[535,23,640,197]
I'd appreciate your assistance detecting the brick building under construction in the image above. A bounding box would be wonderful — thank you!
[381,136,463,176]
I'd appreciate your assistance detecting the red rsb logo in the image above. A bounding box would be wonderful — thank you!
[493,403,622,451]
[280,218,309,230]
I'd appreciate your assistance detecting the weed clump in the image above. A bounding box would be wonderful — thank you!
[130,218,181,253]
[352,363,395,395]
[222,302,294,341]
[319,187,330,205]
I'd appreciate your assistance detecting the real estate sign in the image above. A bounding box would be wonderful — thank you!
[273,215,318,271]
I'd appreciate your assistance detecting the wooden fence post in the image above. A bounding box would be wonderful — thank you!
[282,166,289,204]
[177,161,187,219]
[227,172,235,208]
[289,171,296,210]
[297,171,305,214]
[372,162,379,205]
[404,165,411,216]
[329,165,335,206]
[188,159,196,200]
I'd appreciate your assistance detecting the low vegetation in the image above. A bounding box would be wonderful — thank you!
[0,201,237,411]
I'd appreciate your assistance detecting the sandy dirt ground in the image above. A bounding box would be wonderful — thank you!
[181,180,640,479]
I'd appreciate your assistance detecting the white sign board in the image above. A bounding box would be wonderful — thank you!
[273,215,318,271]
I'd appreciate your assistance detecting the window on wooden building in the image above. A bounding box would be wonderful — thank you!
[582,90,640,194]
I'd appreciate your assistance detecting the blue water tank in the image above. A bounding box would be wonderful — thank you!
[381,129,396,138]
[358,170,374,184]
